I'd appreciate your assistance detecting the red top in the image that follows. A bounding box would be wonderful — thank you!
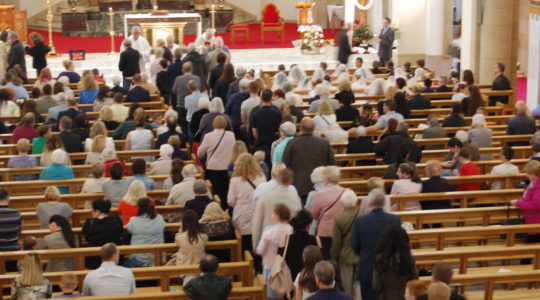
[104,159,129,177]
[12,124,39,144]
[457,162,481,191]
[118,198,156,226]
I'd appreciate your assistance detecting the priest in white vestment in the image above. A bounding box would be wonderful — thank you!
[120,26,151,73]
[194,28,216,48]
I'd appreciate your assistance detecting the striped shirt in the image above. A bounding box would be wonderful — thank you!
[0,206,21,251]
[6,155,39,181]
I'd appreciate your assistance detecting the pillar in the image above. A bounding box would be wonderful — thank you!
[395,0,426,64]
[424,0,452,77]
[527,6,540,111]
[460,0,479,74]
[478,0,519,84]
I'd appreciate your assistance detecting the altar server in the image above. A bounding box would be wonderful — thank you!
[121,26,151,73]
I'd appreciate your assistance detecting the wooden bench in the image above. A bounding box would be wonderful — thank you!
[0,251,254,292]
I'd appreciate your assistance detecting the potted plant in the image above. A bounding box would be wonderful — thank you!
[352,23,373,47]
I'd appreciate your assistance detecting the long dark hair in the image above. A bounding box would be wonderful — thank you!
[398,162,421,183]
[374,225,414,277]
[49,215,77,248]
[465,85,483,116]
[137,197,157,219]
[218,63,236,86]
[182,209,203,244]
[299,246,323,293]
[462,70,474,85]
[170,158,185,185]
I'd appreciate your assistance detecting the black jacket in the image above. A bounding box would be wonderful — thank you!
[25,41,50,70]
[184,272,232,300]
[346,137,376,166]
[118,47,140,77]
[126,86,150,103]
[182,51,207,90]
[337,29,352,64]
[421,176,452,210]
[7,40,26,72]
[374,132,420,164]
[490,74,511,105]
[59,131,83,153]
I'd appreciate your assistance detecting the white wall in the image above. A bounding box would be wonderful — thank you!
[19,0,63,19]
[396,0,426,54]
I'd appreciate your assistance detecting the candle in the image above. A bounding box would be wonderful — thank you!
[109,6,112,12]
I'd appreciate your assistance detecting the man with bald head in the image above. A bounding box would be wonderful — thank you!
[508,101,536,146]
[283,117,336,203]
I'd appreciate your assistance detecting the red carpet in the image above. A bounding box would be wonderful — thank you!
[28,23,338,53]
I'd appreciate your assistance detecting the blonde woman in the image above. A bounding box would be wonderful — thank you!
[99,105,119,130]
[227,140,248,176]
[85,135,106,165]
[149,47,164,84]
[334,80,354,104]
[200,202,235,241]
[36,186,72,229]
[118,180,148,225]
[80,74,99,105]
[40,135,70,167]
[227,153,266,252]
[81,162,106,194]
[312,102,348,143]
[11,253,52,300]
[84,121,115,152]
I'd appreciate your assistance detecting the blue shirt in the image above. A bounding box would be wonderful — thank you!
[80,88,99,104]
[46,103,68,122]
[225,92,249,127]
[39,163,75,194]
[58,71,81,83]
[7,155,39,181]
[272,136,293,164]
[375,111,404,130]
[126,174,155,190]
[3,83,29,99]
[185,91,203,122]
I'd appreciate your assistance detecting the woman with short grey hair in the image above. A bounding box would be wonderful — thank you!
[271,121,296,164]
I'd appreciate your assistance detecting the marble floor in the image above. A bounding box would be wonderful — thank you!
[25,47,372,85]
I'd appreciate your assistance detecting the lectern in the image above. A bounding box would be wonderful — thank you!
[0,5,27,42]
[295,2,315,25]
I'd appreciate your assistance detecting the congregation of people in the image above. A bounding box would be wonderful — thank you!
[0,20,537,300]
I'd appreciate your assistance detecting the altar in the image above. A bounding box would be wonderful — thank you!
[123,12,202,46]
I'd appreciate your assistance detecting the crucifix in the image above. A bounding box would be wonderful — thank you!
[344,0,373,25]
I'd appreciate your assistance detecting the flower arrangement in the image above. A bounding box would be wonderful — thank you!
[392,25,401,40]
[67,0,81,5]
[352,23,373,46]
[298,25,332,54]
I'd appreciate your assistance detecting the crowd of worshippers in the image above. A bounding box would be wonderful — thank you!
[0,28,539,300]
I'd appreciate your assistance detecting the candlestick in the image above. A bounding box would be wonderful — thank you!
[108,7,116,56]
[45,0,59,56]
[210,5,216,30]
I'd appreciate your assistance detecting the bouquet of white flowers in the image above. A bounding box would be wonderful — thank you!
[298,25,331,54]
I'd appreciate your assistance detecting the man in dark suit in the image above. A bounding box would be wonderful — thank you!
[57,98,80,129]
[377,17,394,66]
[58,116,83,153]
[351,188,401,300]
[337,24,352,65]
[489,62,511,106]
[7,31,26,74]
[282,117,336,203]
[126,74,150,103]
[118,39,140,89]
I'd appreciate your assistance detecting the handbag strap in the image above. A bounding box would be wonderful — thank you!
[319,188,346,223]
[320,115,330,125]
[282,234,290,258]
[205,130,226,167]
[343,209,360,239]
[247,179,256,189]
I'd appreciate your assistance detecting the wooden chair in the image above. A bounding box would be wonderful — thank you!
[230,24,249,44]
[261,4,285,43]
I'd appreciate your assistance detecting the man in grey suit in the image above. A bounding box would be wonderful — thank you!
[282,117,336,203]
[172,62,202,134]
[377,17,394,66]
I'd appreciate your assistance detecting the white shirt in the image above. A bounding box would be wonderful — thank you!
[84,137,115,152]
[82,262,136,296]
[490,163,519,190]
[121,35,151,62]
[252,179,298,209]
[240,96,260,125]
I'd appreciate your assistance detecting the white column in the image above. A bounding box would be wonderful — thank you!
[460,0,477,71]
[425,0,445,56]
[344,0,356,26]
[370,0,383,36]
[527,13,540,111]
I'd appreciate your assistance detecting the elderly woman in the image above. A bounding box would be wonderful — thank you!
[99,106,119,130]
[227,153,266,254]
[7,138,39,181]
[198,97,233,138]
[271,121,296,164]
[81,162,106,194]
[346,126,375,166]
[190,97,211,139]
[311,166,346,259]
[166,164,199,221]
[148,144,174,176]
[36,186,72,229]
[359,177,392,214]
[421,160,451,210]
[331,188,361,295]
[305,166,325,212]
[198,115,236,208]
[510,160,540,244]
[468,113,492,160]
[40,135,70,167]
[39,149,74,194]
[313,102,348,143]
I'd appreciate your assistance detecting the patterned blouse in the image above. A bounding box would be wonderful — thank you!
[11,277,52,300]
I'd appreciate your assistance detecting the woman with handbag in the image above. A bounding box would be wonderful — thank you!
[256,203,294,299]
[311,166,346,260]
[197,115,235,209]
[511,160,540,243]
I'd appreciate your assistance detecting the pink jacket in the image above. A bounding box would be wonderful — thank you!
[227,175,267,235]
[311,185,345,237]
[197,129,235,170]
[516,179,540,233]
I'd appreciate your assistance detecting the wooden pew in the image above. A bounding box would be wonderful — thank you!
[0,251,254,292]
[0,236,243,273]
[340,174,526,195]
